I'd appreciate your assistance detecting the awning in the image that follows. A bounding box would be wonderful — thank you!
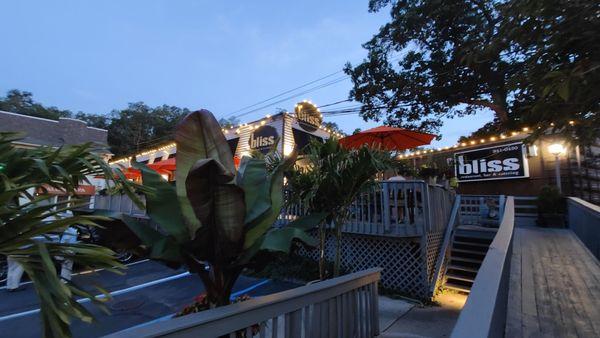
[292,127,324,154]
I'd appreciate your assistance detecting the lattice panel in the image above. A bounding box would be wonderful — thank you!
[425,231,445,283]
[298,232,430,299]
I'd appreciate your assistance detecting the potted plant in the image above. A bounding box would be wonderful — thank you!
[418,164,439,185]
[536,185,565,227]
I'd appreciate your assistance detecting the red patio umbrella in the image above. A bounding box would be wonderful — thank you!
[148,157,176,171]
[339,126,436,151]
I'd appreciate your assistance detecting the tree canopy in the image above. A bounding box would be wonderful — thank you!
[346,0,599,144]
[0,90,189,156]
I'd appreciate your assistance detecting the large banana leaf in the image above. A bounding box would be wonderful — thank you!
[175,110,236,237]
[239,212,326,264]
[243,151,297,249]
[236,157,271,225]
[131,161,188,243]
[92,210,184,263]
[185,158,245,253]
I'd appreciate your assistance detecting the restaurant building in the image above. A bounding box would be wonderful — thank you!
[404,129,600,204]
[0,110,110,205]
[110,101,340,176]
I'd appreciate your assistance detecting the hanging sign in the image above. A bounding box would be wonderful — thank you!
[248,125,279,154]
[295,101,322,132]
[454,142,529,182]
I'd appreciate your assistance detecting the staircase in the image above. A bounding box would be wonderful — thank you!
[443,225,497,293]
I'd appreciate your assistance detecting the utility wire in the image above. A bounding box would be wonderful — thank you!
[229,76,349,119]
[224,70,344,118]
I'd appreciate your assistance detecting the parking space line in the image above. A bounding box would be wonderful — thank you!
[0,271,191,322]
[0,259,150,290]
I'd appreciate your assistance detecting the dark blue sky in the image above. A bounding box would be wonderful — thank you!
[0,1,493,147]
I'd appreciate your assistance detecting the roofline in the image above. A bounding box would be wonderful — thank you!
[0,110,108,132]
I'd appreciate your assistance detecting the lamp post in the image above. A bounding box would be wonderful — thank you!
[548,143,566,193]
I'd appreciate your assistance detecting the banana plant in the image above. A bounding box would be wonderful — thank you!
[0,132,143,338]
[108,110,326,306]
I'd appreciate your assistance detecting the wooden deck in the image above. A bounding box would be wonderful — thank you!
[506,226,600,337]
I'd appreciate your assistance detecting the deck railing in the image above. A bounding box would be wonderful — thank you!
[95,181,455,238]
[567,197,600,260]
[281,181,454,237]
[104,268,382,338]
[459,194,505,226]
[451,196,515,338]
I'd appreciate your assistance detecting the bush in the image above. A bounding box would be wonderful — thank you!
[537,185,565,214]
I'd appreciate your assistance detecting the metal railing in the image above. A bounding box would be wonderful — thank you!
[451,196,515,338]
[104,268,382,338]
[567,197,600,260]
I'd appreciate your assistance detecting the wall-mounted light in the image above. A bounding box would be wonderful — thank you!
[548,143,565,156]
[548,143,566,193]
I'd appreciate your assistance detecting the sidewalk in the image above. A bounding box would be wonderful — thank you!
[378,293,466,338]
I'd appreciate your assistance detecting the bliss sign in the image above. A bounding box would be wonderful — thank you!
[454,142,529,182]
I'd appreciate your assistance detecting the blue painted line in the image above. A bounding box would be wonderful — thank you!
[119,279,271,332]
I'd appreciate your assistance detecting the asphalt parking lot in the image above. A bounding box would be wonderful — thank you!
[0,260,299,337]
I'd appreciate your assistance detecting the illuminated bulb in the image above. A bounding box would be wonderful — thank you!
[511,131,518,136]
[260,121,266,125]
[480,139,485,143]
[569,120,574,125]
[470,141,476,145]
[490,137,497,141]
[461,142,467,146]
[522,127,529,132]
[500,134,506,139]
[283,143,294,156]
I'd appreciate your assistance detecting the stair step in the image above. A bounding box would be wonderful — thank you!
[453,240,490,248]
[450,256,484,264]
[447,264,480,273]
[444,282,471,293]
[446,273,476,283]
[451,248,487,256]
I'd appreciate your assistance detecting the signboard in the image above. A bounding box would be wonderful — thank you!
[294,101,322,132]
[248,125,278,154]
[454,142,529,182]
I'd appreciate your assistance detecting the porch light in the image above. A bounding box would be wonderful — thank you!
[548,143,566,193]
[548,143,565,156]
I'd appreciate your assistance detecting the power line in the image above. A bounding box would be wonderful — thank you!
[224,54,403,120]
[224,70,345,118]
[230,76,349,119]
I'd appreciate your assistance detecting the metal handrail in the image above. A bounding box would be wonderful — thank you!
[104,268,382,338]
[451,196,515,338]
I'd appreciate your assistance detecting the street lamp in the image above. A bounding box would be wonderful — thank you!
[548,143,566,193]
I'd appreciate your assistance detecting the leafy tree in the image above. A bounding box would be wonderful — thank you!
[322,121,343,134]
[101,110,326,306]
[74,112,110,130]
[287,138,395,277]
[345,0,599,143]
[0,132,141,338]
[0,90,72,120]
[107,103,189,156]
[218,116,240,129]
